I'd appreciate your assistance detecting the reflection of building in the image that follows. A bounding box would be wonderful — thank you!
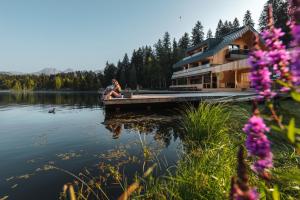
[171,26,264,91]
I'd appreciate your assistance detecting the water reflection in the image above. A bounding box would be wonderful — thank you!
[0,92,183,200]
[103,112,183,147]
[0,91,100,108]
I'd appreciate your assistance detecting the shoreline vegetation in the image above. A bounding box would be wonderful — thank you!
[58,101,299,200]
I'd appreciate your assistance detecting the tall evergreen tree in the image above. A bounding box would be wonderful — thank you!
[191,21,205,46]
[215,20,224,38]
[233,17,240,29]
[129,65,137,89]
[121,53,130,87]
[130,48,144,87]
[103,62,117,86]
[221,20,232,35]
[178,32,190,59]
[178,32,190,50]
[228,21,233,30]
[259,0,290,44]
[161,32,172,87]
[243,10,255,27]
[171,38,180,63]
[206,29,213,39]
[117,60,126,88]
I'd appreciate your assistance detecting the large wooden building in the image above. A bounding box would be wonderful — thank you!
[171,26,263,90]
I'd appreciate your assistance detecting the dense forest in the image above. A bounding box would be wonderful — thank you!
[0,0,290,91]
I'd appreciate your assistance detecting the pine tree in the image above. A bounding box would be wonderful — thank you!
[191,21,204,46]
[172,38,180,62]
[121,53,130,87]
[103,62,117,86]
[161,32,172,87]
[243,10,255,27]
[215,20,224,38]
[228,21,233,30]
[259,0,290,44]
[221,20,232,35]
[233,17,240,29]
[206,29,213,39]
[178,32,190,50]
[163,32,171,52]
[131,48,144,87]
[117,60,126,88]
[178,32,190,59]
[129,65,137,89]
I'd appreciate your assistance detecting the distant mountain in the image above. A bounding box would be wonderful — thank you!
[0,68,104,76]
[0,71,24,75]
[63,68,74,73]
[34,68,61,75]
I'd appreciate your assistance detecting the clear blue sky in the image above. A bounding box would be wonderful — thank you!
[0,0,266,73]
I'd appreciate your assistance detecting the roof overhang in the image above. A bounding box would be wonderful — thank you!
[173,25,262,69]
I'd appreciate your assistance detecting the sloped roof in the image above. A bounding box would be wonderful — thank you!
[173,25,260,69]
[185,38,221,54]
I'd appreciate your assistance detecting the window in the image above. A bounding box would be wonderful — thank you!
[178,78,187,85]
[190,76,202,84]
[202,60,210,65]
[229,44,240,50]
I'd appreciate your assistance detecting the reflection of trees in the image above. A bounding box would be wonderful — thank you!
[0,92,100,108]
[103,112,183,147]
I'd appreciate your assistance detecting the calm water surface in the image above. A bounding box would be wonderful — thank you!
[0,92,183,200]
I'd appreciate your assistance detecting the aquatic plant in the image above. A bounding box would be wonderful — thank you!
[129,103,251,199]
[182,103,232,143]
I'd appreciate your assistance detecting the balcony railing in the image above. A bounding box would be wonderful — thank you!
[172,63,211,79]
[226,49,249,60]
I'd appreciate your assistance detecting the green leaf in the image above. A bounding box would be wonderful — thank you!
[291,91,300,102]
[272,185,280,200]
[276,80,289,87]
[270,125,282,132]
[288,118,296,143]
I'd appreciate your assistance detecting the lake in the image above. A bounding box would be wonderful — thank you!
[0,92,183,200]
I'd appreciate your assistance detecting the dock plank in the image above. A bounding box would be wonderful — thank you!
[103,92,256,106]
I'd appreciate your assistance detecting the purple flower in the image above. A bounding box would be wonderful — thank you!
[236,188,259,200]
[246,134,271,158]
[252,154,273,174]
[290,24,300,86]
[261,27,291,83]
[249,51,276,99]
[243,116,273,176]
[289,0,300,87]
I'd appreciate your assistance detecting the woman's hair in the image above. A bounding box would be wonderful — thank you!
[112,79,120,86]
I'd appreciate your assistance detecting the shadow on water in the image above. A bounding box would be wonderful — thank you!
[0,92,184,200]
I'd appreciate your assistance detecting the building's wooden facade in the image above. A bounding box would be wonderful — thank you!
[171,26,264,90]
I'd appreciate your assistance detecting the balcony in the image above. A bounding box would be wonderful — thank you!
[172,63,211,79]
[212,58,249,73]
[225,49,249,60]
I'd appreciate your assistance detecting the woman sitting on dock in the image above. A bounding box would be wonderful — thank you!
[103,79,122,100]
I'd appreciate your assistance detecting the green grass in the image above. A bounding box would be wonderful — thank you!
[132,103,251,199]
[58,101,300,200]
[132,102,300,200]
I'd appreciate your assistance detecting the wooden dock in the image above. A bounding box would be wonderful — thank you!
[103,92,256,111]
